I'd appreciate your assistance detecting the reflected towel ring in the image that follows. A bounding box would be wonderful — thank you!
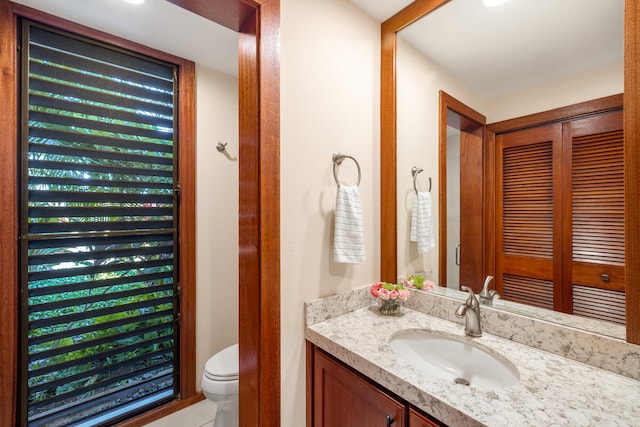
[333,153,361,187]
[412,166,431,193]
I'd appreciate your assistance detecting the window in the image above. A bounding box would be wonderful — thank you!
[19,21,181,426]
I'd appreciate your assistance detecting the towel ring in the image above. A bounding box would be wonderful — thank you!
[412,166,431,193]
[333,153,361,187]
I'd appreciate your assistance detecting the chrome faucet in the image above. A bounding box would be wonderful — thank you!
[478,275,500,306]
[455,286,482,337]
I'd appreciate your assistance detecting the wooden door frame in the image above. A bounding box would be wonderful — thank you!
[0,0,281,425]
[438,91,486,290]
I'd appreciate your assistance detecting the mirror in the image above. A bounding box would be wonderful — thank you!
[380,0,640,343]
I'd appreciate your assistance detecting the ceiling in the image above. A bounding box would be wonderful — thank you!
[14,0,624,99]
[12,0,238,76]
[349,0,624,99]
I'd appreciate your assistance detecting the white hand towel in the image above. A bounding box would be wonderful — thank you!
[410,191,435,254]
[334,185,366,263]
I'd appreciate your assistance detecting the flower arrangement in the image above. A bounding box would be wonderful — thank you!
[400,274,436,291]
[370,282,410,315]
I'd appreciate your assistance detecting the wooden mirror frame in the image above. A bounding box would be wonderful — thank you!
[380,0,639,344]
[0,0,281,425]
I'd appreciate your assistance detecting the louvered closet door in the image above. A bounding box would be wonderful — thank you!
[496,124,563,310]
[563,111,625,324]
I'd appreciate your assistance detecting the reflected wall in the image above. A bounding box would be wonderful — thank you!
[396,36,485,281]
[395,35,623,286]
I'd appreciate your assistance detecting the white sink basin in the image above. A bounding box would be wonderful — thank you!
[389,330,520,390]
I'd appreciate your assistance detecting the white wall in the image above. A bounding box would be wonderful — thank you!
[396,37,486,282]
[280,0,381,424]
[486,60,624,122]
[195,66,239,390]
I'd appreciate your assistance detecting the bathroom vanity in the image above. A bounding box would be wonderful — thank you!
[305,287,640,426]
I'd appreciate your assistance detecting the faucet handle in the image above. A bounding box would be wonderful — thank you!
[479,275,495,298]
[460,286,478,307]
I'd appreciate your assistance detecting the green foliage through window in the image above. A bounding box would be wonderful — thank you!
[19,21,179,427]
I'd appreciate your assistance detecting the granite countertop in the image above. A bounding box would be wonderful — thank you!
[305,305,640,426]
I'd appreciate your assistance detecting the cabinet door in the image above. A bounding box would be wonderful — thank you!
[495,123,563,310]
[563,111,625,323]
[409,408,442,427]
[313,348,406,427]
[495,110,625,322]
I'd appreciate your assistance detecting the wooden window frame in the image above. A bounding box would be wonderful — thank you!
[1,0,281,425]
[2,3,199,424]
[19,19,187,424]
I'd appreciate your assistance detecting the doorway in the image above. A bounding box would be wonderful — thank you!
[438,91,486,293]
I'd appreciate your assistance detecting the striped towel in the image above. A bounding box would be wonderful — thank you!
[334,185,365,263]
[410,191,435,254]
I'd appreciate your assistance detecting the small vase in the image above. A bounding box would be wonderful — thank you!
[377,297,402,315]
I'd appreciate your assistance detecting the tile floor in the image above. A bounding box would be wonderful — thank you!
[144,399,217,427]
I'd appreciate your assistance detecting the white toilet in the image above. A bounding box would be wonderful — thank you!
[201,344,239,427]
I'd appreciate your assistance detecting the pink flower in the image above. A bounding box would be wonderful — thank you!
[370,283,383,297]
[397,289,410,301]
[371,281,411,305]
[423,280,436,291]
[400,277,414,288]
[377,288,390,300]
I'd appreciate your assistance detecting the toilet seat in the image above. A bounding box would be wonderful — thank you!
[204,344,239,381]
[201,343,240,427]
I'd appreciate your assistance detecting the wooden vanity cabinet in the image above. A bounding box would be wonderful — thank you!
[409,408,441,427]
[307,343,444,427]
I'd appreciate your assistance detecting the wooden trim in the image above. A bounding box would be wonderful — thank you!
[551,124,565,312]
[0,0,18,424]
[383,0,451,34]
[11,3,195,65]
[306,340,315,427]
[625,0,640,344]
[237,1,281,426]
[178,59,197,401]
[437,95,447,286]
[440,91,486,124]
[437,91,486,287]
[380,14,397,282]
[561,121,574,312]
[164,0,255,32]
[380,0,450,283]
[487,94,623,134]
[116,393,206,427]
[483,129,496,281]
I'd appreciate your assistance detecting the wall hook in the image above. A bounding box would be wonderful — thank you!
[216,142,228,152]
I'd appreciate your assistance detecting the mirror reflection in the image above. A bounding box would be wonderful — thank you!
[395,0,625,336]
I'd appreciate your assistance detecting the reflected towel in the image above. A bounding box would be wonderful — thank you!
[334,185,366,263]
[410,191,435,254]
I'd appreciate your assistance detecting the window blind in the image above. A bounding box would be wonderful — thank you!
[20,22,179,426]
